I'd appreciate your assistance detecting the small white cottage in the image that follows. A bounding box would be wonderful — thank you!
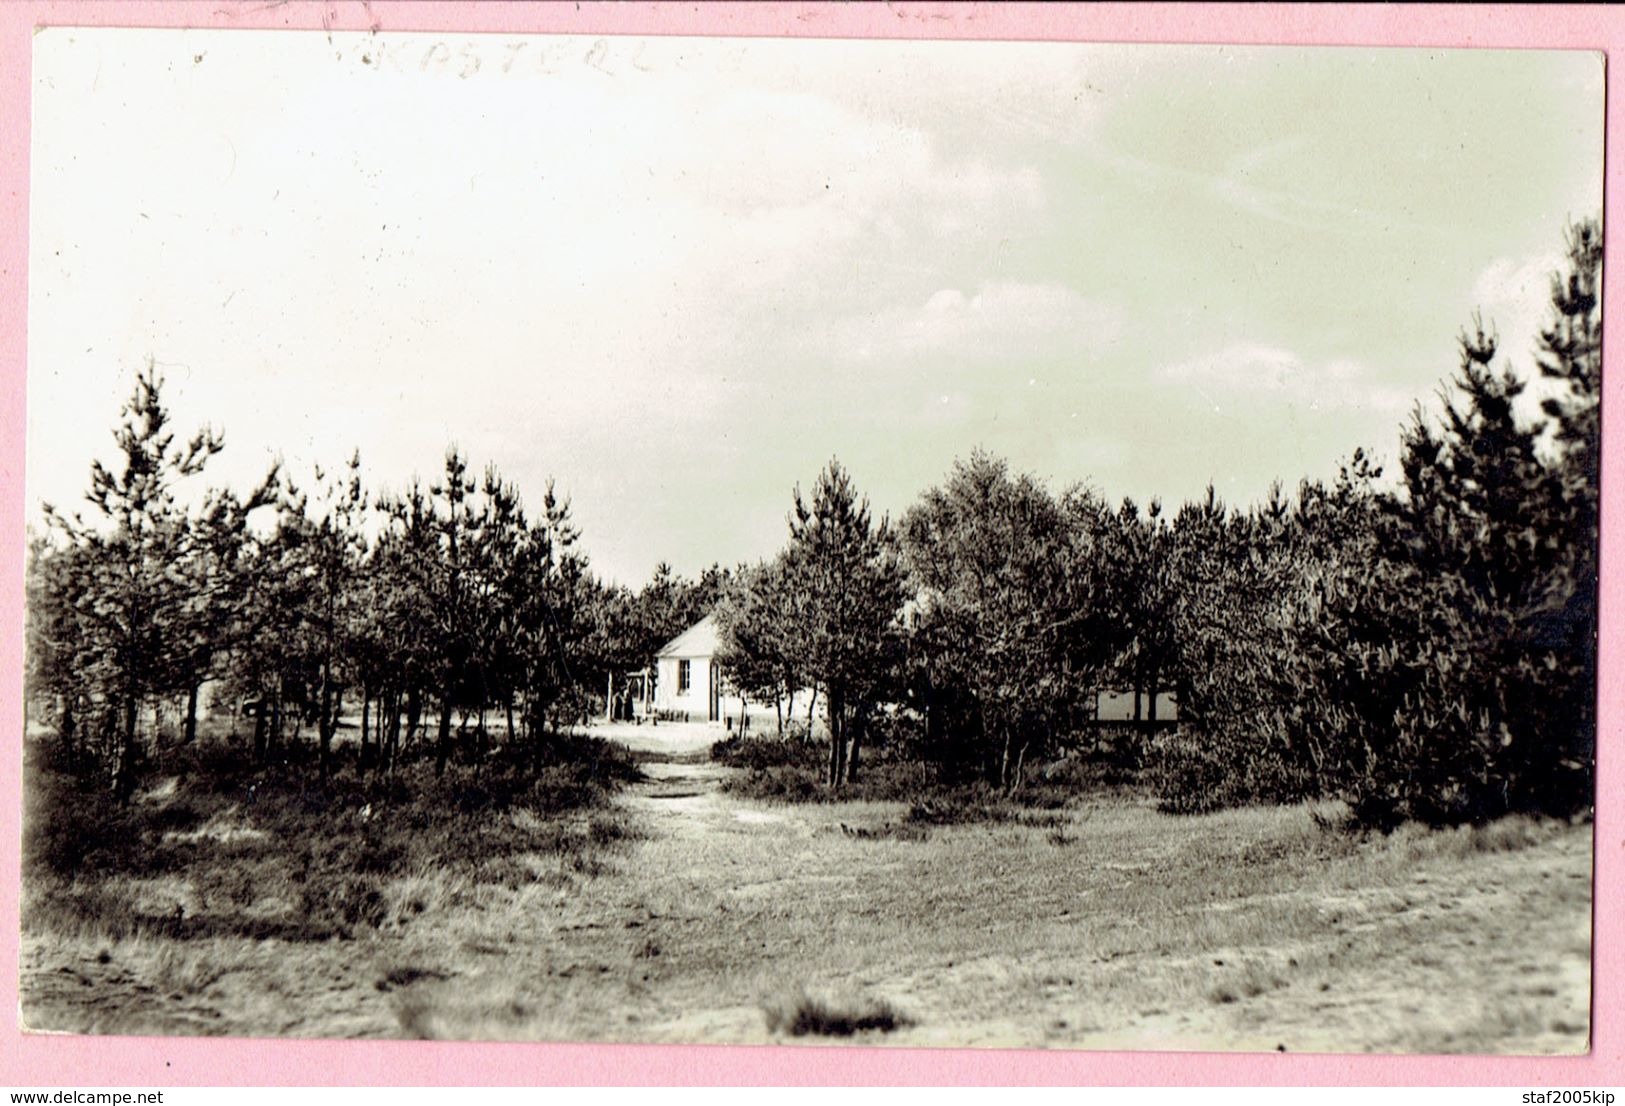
[651,613,782,731]
[653,614,725,722]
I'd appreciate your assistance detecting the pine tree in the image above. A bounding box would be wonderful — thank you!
[40,362,224,796]
[784,460,903,788]
[716,556,801,735]
[1339,221,1601,826]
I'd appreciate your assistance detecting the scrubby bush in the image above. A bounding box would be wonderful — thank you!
[722,764,827,803]
[762,988,914,1037]
[22,728,642,944]
[710,734,822,773]
[1148,728,1318,816]
[300,874,389,935]
[715,730,951,804]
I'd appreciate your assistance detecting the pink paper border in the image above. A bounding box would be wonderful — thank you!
[1,1,1619,1087]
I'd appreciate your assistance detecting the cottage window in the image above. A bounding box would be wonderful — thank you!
[678,659,691,693]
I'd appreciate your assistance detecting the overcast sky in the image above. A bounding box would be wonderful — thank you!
[28,30,1603,585]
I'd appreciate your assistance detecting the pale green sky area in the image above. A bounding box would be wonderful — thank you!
[28,31,1603,584]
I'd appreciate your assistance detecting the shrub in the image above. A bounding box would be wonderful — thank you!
[1148,727,1319,816]
[762,988,914,1037]
[720,764,824,803]
[711,734,822,773]
[22,725,643,944]
[300,874,388,936]
[904,790,1066,828]
[20,749,210,879]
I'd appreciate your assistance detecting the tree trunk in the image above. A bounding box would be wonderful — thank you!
[386,688,401,772]
[827,687,846,790]
[606,671,615,722]
[253,697,268,764]
[1008,739,1028,796]
[360,689,372,771]
[835,710,847,787]
[376,690,388,771]
[58,696,77,760]
[1133,683,1143,723]
[827,715,840,789]
[844,706,864,785]
[184,681,200,745]
[530,701,544,772]
[436,683,454,776]
[271,678,285,751]
[318,660,335,778]
[114,691,139,801]
[807,685,819,731]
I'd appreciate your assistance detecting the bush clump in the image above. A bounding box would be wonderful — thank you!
[22,729,643,944]
[762,988,914,1037]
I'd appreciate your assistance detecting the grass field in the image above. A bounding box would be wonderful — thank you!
[20,725,1592,1052]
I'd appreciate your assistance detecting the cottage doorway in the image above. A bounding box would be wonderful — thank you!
[708,660,721,722]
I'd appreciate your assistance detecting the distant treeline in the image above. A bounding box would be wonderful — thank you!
[26,219,1599,828]
[25,400,728,793]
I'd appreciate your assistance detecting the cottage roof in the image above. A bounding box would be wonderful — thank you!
[655,613,721,659]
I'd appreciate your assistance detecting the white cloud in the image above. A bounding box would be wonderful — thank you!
[27,29,1060,529]
[1463,251,1571,425]
[25,29,1600,584]
[1470,253,1561,361]
[1161,342,1411,416]
[837,281,1122,362]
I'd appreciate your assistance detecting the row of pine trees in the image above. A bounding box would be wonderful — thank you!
[26,219,1599,827]
[25,398,727,796]
[712,218,1600,826]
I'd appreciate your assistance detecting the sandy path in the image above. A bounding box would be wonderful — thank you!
[592,720,725,757]
[600,722,770,837]
[595,722,809,841]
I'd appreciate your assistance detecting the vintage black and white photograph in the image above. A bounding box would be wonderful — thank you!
[20,28,1602,1051]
